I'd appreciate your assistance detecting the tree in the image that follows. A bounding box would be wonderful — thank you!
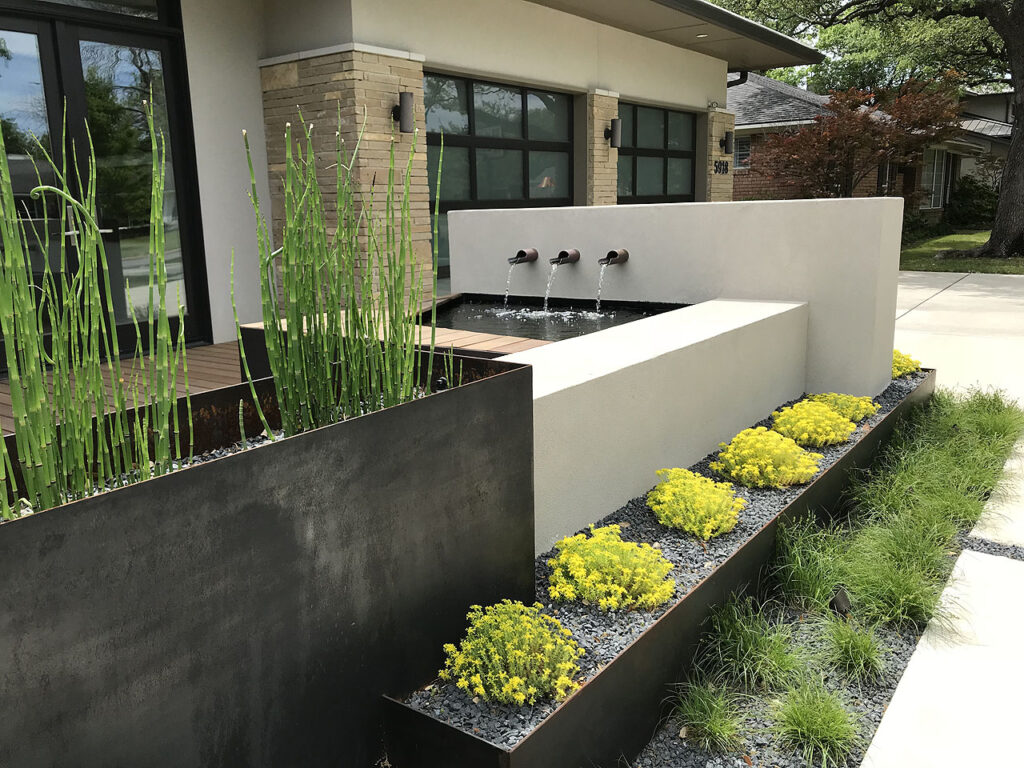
[716,0,1023,258]
[751,81,962,198]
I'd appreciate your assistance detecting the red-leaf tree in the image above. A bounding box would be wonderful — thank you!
[750,79,962,199]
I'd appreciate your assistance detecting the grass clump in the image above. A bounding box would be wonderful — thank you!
[439,600,584,706]
[822,617,884,682]
[647,468,745,541]
[772,678,859,768]
[774,516,843,611]
[702,596,801,691]
[773,401,857,448]
[547,524,676,611]
[892,349,921,379]
[673,679,743,753]
[711,427,822,489]
[806,393,880,423]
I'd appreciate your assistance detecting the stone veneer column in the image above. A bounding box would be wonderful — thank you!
[259,45,431,287]
[586,90,619,205]
[705,107,736,202]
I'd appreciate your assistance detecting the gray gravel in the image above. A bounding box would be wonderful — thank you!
[405,374,928,750]
[958,531,1024,562]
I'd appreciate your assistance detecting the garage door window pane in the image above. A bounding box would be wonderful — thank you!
[636,107,664,149]
[636,156,663,196]
[474,84,522,138]
[668,111,695,150]
[529,151,569,199]
[617,155,633,198]
[527,91,569,142]
[667,157,694,195]
[425,76,470,135]
[619,105,634,148]
[428,145,470,201]
[477,148,523,199]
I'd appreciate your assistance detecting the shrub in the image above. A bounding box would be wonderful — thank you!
[771,678,859,768]
[647,468,745,541]
[806,393,880,423]
[547,524,676,611]
[773,401,857,448]
[674,680,743,753]
[773,516,843,612]
[710,427,822,488]
[439,600,584,706]
[701,596,801,691]
[892,349,921,378]
[945,174,998,228]
[822,617,884,682]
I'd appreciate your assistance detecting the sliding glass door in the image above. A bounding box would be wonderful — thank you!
[0,0,208,359]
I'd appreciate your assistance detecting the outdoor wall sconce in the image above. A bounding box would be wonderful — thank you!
[719,130,734,155]
[392,91,414,133]
[605,117,622,148]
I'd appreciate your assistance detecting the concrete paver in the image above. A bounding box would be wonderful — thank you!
[971,441,1024,548]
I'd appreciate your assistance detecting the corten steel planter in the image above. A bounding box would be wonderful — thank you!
[0,352,534,768]
[382,370,937,768]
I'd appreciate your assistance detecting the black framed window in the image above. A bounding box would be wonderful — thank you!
[734,136,751,170]
[616,102,697,204]
[0,0,209,358]
[425,73,573,276]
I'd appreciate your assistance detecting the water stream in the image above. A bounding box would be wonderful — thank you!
[543,263,559,313]
[503,264,516,308]
[595,263,609,312]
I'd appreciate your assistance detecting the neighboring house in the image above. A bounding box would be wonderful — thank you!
[0,0,820,352]
[727,73,1009,216]
[958,91,1014,184]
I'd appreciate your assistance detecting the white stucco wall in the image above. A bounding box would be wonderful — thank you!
[260,0,353,59]
[181,0,271,342]
[450,197,903,395]
[501,299,808,553]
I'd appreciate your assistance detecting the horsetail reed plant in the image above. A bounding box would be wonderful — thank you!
[239,114,442,436]
[0,100,190,519]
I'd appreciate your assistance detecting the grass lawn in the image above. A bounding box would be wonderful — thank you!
[900,230,1024,274]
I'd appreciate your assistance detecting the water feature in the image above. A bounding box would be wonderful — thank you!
[595,264,608,312]
[595,249,629,312]
[503,264,516,308]
[543,264,559,313]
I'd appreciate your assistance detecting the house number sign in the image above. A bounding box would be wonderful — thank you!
[714,160,730,175]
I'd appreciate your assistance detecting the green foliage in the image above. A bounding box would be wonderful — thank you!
[673,680,743,753]
[900,230,1024,274]
[774,516,843,611]
[806,393,880,423]
[771,678,859,768]
[711,427,822,488]
[945,175,999,229]
[240,117,439,437]
[773,401,857,447]
[439,600,584,706]
[822,616,885,682]
[547,524,676,611]
[647,468,745,541]
[892,349,921,378]
[0,104,190,519]
[701,596,801,691]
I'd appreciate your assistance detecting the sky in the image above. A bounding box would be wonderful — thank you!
[0,30,50,139]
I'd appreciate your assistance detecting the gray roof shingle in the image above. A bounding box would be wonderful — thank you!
[727,72,828,128]
[961,114,1013,141]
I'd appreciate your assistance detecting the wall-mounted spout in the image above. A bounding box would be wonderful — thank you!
[550,248,580,265]
[599,249,629,265]
[508,248,539,265]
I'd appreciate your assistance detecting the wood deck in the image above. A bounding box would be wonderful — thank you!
[0,328,547,436]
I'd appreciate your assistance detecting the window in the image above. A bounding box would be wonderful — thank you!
[616,102,697,203]
[0,0,210,356]
[734,136,751,170]
[424,74,573,275]
[920,148,948,209]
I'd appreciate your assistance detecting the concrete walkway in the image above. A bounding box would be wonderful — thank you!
[861,271,1024,768]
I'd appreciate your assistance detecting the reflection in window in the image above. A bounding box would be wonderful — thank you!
[527,92,569,142]
[43,0,158,19]
[473,84,522,139]
[529,151,569,199]
[617,102,697,203]
[424,76,469,135]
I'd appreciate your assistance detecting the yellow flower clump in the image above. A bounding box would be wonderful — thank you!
[647,468,745,541]
[772,401,857,447]
[548,524,676,611]
[892,349,921,378]
[710,427,823,488]
[439,600,584,706]
[806,393,880,423]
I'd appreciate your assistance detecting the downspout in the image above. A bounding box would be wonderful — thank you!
[727,71,749,88]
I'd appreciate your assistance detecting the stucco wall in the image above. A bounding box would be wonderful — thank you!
[181,0,272,342]
[450,197,903,396]
[501,300,808,553]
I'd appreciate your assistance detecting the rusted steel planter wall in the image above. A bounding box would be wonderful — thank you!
[0,355,534,768]
[382,370,937,768]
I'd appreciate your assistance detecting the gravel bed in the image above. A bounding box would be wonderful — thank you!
[630,607,922,768]
[405,373,928,749]
[958,531,1024,562]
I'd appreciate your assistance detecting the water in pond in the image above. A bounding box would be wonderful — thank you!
[434,299,673,342]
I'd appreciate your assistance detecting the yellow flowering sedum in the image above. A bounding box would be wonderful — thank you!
[772,401,857,447]
[439,600,584,706]
[710,427,822,488]
[892,349,921,379]
[548,524,676,611]
[647,468,745,541]
[806,393,880,423]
